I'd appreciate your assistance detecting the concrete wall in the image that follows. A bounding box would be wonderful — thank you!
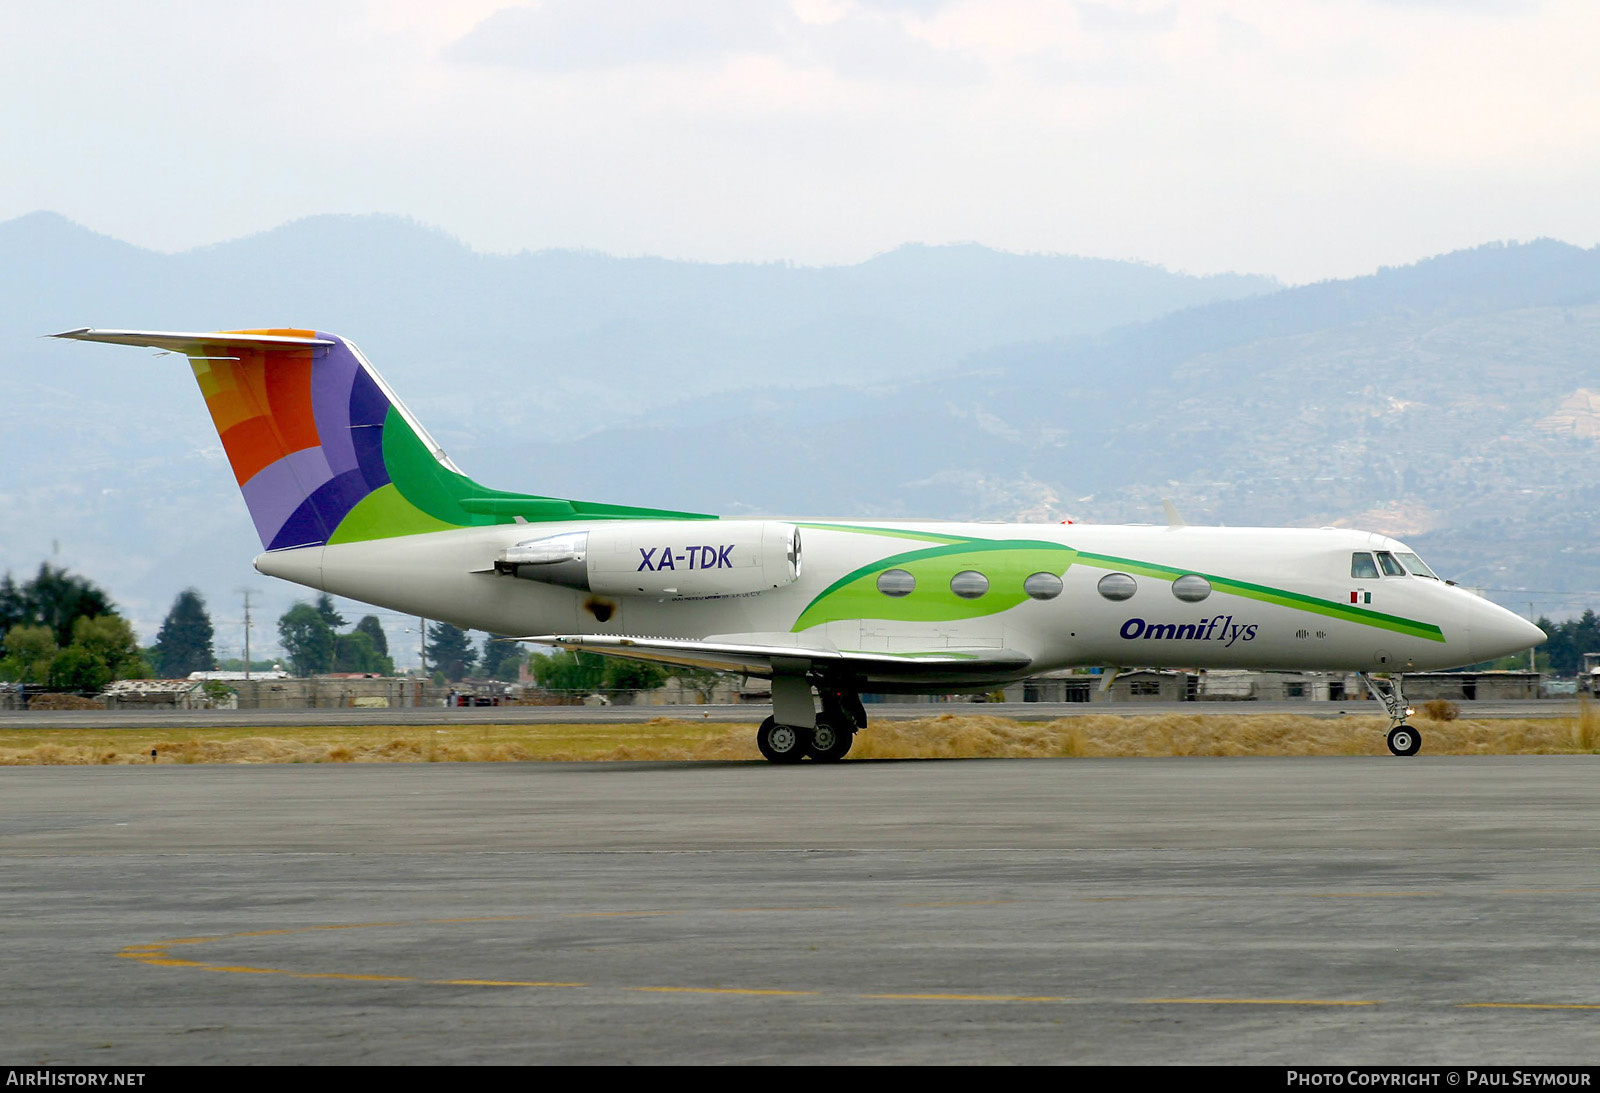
[1399,672,1542,701]
[1006,670,1369,704]
[232,676,433,709]
[1106,670,1194,703]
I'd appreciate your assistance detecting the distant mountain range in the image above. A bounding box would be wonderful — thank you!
[0,210,1274,435]
[504,239,1600,605]
[4,210,1596,657]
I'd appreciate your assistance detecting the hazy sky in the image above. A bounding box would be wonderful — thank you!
[5,0,1599,282]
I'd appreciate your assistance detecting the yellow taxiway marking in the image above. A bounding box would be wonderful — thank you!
[115,921,1056,1002]
[630,986,818,997]
[1145,998,1382,1007]
[1079,891,1438,903]
[1076,895,1224,903]
[1304,892,1439,899]
[1458,1003,1600,1010]
[114,913,1600,1011]
[439,979,588,988]
[117,945,416,982]
[863,993,1068,1003]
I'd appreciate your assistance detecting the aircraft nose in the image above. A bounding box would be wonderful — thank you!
[1466,596,1546,663]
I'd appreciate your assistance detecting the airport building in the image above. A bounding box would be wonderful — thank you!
[1001,668,1546,704]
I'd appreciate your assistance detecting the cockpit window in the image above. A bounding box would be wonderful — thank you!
[1395,552,1438,579]
[1376,551,1406,577]
[1351,552,1379,579]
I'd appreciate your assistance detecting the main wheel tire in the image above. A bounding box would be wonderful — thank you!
[806,718,853,763]
[1387,724,1421,757]
[757,716,809,764]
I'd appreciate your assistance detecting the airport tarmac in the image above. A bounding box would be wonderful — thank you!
[0,697,1580,729]
[4,757,1598,1065]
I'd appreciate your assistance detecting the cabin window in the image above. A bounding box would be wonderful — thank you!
[1376,551,1407,577]
[1351,553,1380,579]
[877,569,915,597]
[1098,573,1137,601]
[1395,552,1438,579]
[950,570,989,599]
[1024,572,1063,600]
[1172,574,1211,602]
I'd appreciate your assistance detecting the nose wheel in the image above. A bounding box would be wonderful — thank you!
[1386,724,1421,756]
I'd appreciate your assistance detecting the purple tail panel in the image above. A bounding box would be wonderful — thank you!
[191,331,397,551]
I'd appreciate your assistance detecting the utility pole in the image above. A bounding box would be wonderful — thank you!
[419,617,427,676]
[1529,602,1538,676]
[242,590,253,681]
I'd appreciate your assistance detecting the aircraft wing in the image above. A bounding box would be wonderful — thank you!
[519,634,1033,680]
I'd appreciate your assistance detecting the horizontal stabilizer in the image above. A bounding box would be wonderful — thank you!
[52,328,334,351]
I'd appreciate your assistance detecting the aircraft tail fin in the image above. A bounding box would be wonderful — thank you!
[53,328,711,551]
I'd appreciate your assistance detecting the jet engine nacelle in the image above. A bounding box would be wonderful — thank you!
[498,521,802,598]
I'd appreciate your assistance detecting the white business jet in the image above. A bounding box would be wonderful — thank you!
[55,328,1546,761]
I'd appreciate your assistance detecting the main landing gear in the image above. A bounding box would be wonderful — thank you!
[1359,672,1421,756]
[755,681,867,764]
[756,717,809,763]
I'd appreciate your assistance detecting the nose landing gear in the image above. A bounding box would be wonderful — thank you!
[1360,673,1421,756]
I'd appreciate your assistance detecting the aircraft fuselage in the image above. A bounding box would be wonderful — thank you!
[256,518,1540,686]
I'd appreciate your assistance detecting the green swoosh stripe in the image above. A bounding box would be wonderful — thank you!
[1074,551,1446,642]
[792,539,1075,631]
[785,524,1446,644]
[794,522,970,545]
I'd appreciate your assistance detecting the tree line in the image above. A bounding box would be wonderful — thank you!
[525,649,722,699]
[276,594,395,676]
[1534,611,1600,676]
[0,564,539,689]
[273,594,528,684]
[0,564,146,690]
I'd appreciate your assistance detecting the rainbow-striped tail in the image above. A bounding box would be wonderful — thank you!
[53,328,709,550]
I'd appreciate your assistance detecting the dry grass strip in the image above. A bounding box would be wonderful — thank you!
[1,705,1597,765]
